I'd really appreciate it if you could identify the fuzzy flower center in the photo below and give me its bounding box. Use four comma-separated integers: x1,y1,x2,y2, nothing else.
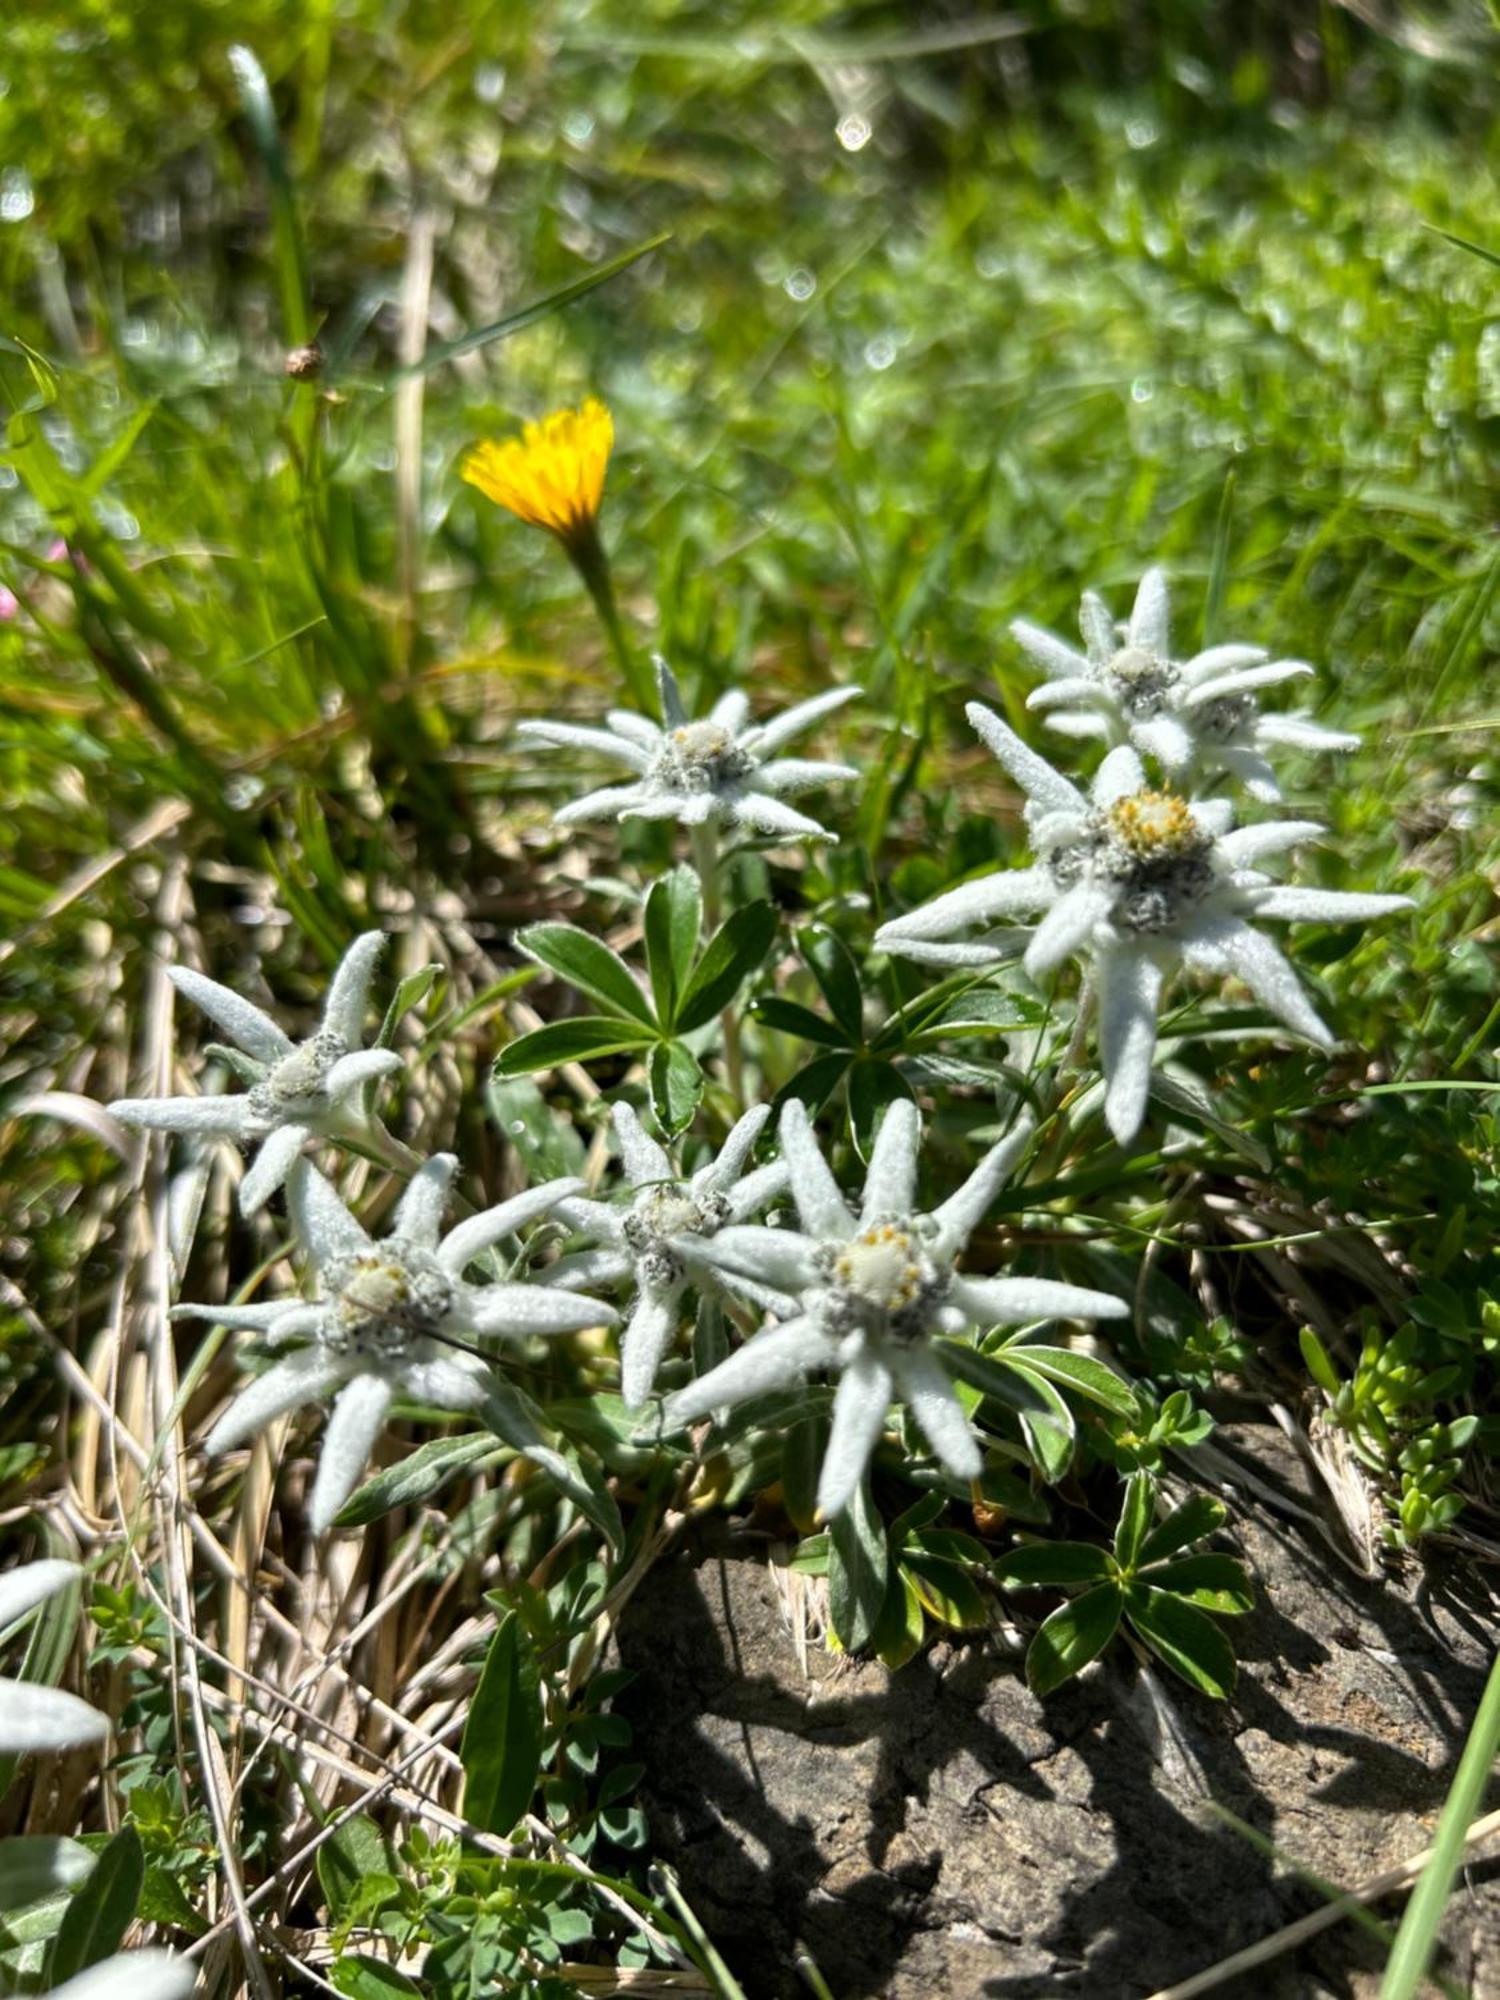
1106,790,1203,858
323,1244,454,1359
247,1028,347,1130
1105,645,1179,718
821,1222,947,1345
622,1183,730,1286
1047,789,1217,936
654,721,756,795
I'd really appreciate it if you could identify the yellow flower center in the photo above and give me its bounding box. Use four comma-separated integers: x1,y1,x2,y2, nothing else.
1107,790,1202,858
670,721,733,765
461,397,613,547
834,1224,923,1312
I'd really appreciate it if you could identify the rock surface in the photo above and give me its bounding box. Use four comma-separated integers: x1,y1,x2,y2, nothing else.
615,1427,1500,1999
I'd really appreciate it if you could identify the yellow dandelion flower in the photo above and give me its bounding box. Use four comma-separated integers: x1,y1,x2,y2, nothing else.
461,397,614,551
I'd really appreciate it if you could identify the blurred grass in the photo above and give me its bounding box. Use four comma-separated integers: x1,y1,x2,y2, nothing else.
2,1,1499,1478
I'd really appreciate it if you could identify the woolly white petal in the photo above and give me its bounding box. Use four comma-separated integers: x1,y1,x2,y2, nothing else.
0,1680,109,1753
553,783,656,825
605,710,664,751
1182,661,1314,708
1216,821,1324,867
1024,879,1115,978
321,932,388,1044
206,1348,354,1454
466,1282,616,1337
1253,714,1361,752
965,703,1085,817
859,1096,920,1224
710,690,751,732
309,1374,394,1532
730,792,833,842
1177,643,1268,689
0,1560,81,1632
545,1247,634,1291
1131,712,1196,772
553,1198,626,1243
724,1159,790,1222
400,1355,490,1408
655,656,689,729
238,1121,312,1218
875,867,1053,946
325,1049,403,1101
665,1316,838,1424
699,1103,773,1193
816,1355,894,1518
393,1153,457,1247
1218,746,1283,800
620,1285,684,1407
893,1348,982,1481
289,1162,371,1266
1213,920,1334,1046
949,1274,1130,1326
1096,946,1165,1145
1090,744,1147,807
686,1223,820,1291
168,965,291,1064
756,758,859,794
1128,567,1171,653
438,1178,587,1273
1026,675,1113,713
1250,887,1413,923
1190,797,1236,838
48,1953,197,2000
613,1102,674,1188
780,1099,854,1239
1079,591,1117,665
930,1121,1033,1263
1011,618,1090,681
107,1095,254,1137
170,1299,308,1332
622,790,715,825
1044,711,1110,739
883,937,1011,968
742,685,860,757
514,720,654,772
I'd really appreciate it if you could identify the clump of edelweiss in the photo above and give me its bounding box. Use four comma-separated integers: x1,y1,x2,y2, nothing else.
661,1098,1126,1518
546,1102,790,1406
876,706,1411,1144
110,932,403,1217
1015,567,1359,799
176,1157,616,1531
515,655,859,842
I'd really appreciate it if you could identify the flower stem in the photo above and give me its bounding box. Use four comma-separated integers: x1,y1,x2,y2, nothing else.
568,522,653,710
690,821,744,1111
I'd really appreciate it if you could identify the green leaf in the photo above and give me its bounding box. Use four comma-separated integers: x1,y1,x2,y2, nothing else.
1141,1554,1253,1616
331,1958,423,2000
675,901,778,1033
648,1039,704,1138
139,1867,204,1934
751,995,850,1047
781,1414,826,1536
518,924,656,1026
0,1839,93,1912
486,1077,586,1181
847,1059,916,1160
827,1479,889,1654
643,867,702,1029
48,1825,143,1985
773,1051,851,1117
1137,1493,1228,1568
1000,1343,1140,1419
376,962,443,1048
1125,1585,1238,1699
1113,1470,1156,1572
317,1816,390,1921
871,1566,926,1670
1026,1584,1124,1696
798,924,865,1043
994,1541,1115,1589
461,1612,545,1836
1298,1326,1342,1398
904,1553,988,1629
334,1432,500,1528
943,1344,1076,1482
494,1016,659,1076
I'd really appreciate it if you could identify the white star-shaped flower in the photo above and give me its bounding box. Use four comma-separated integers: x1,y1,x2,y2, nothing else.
110,931,404,1217
514,656,859,843
176,1157,617,1531
876,705,1412,1144
1015,567,1359,799
0,1560,110,1754
660,1099,1127,1519
546,1102,790,1406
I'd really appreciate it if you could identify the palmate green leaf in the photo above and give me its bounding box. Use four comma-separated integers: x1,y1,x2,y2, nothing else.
317,1815,391,1921
485,1076,587,1181
798,923,864,1043
871,1565,926,1670
941,1342,1076,1482
494,1016,659,1076
1026,1584,1124,1696
649,1038,704,1137
1141,1554,1253,1615
995,1540,1115,1589
333,1432,501,1528
518,923,657,1027
675,901,778,1032
903,1552,988,1629
461,1612,545,1836
848,1058,915,1160
331,1959,423,2000
47,1825,143,1986
827,1478,888,1654
1125,1584,1238,1699
1137,1492,1228,1568
1113,1470,1155,1572
643,866,701,1029
751,994,850,1048
998,1342,1140,1420
774,1050,852,1117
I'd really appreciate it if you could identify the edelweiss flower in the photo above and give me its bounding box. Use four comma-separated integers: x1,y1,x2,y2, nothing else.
110,932,403,1218
0,1560,110,1753
1015,567,1358,799
661,1099,1127,1518
546,1102,790,1406
461,397,613,555
516,656,859,842
177,1158,616,1531
876,706,1411,1143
